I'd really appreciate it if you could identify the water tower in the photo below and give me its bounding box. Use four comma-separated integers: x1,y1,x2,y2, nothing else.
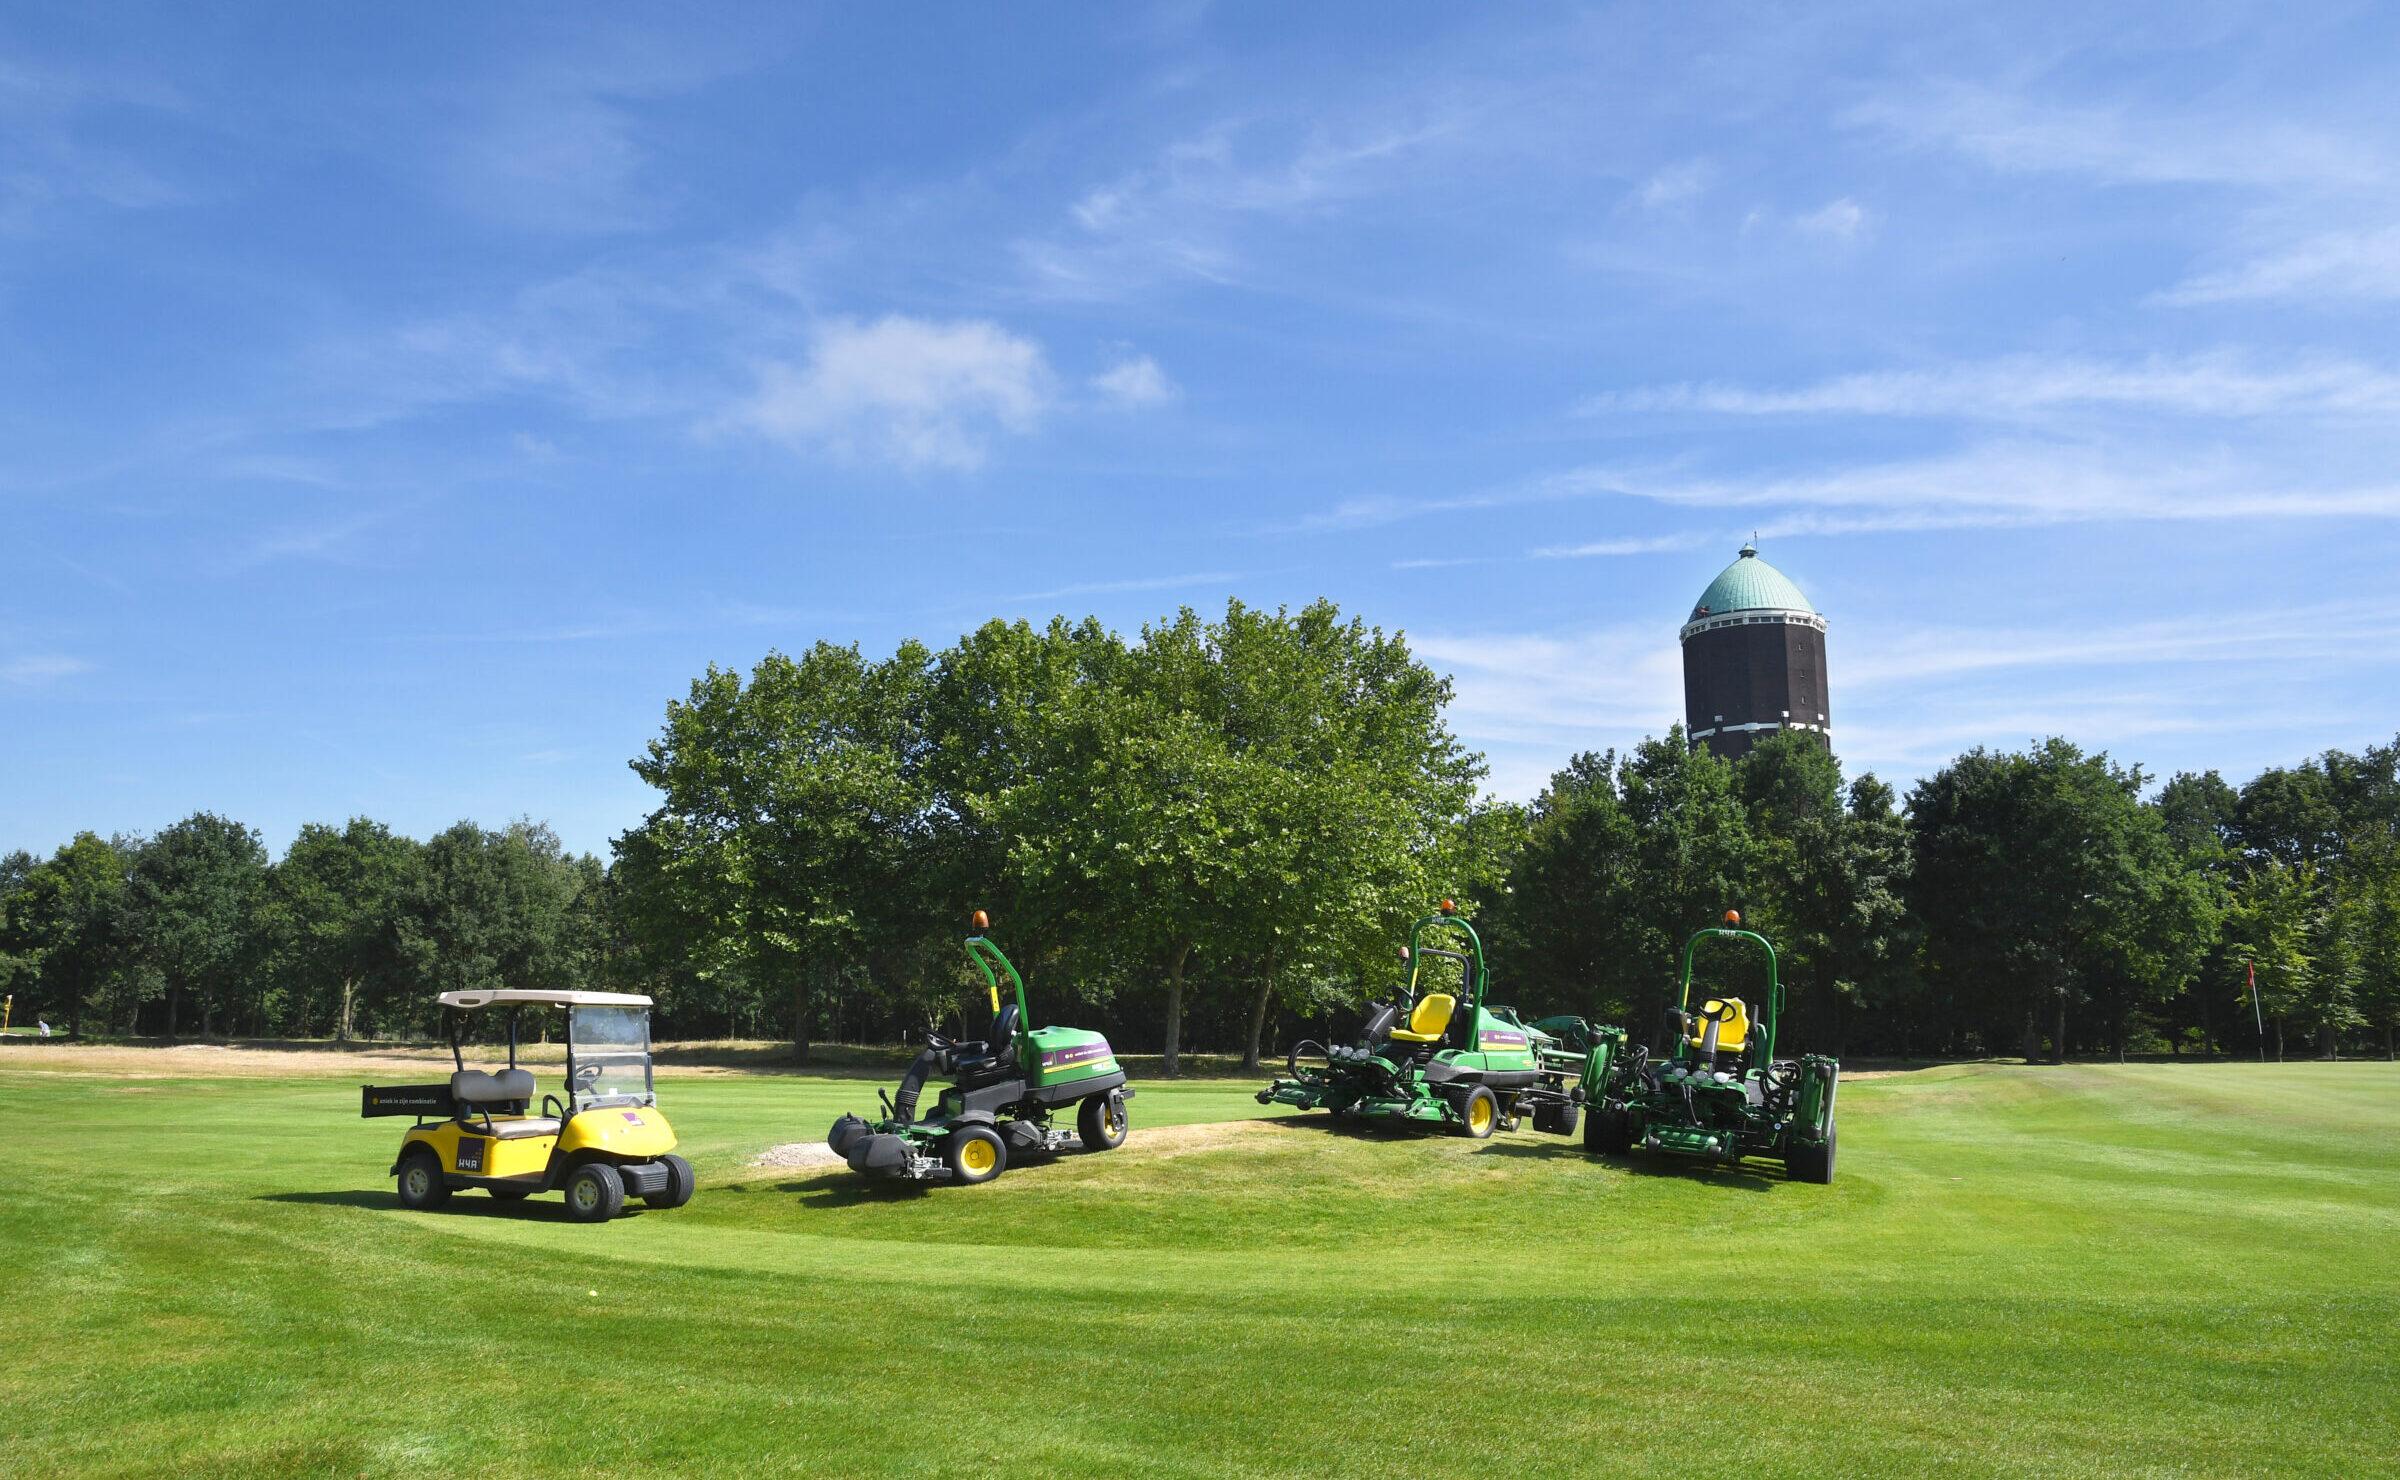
1680,544,1829,760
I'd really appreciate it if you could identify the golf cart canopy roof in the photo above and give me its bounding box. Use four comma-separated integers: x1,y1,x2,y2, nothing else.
435,990,655,1010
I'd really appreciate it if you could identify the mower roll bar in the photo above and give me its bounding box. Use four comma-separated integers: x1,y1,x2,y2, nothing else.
965,935,1034,1062
1403,911,1487,1019
1677,926,1781,1065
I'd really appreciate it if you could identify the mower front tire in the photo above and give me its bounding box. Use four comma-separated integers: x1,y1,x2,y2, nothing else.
646,1154,697,1209
1458,1086,1498,1139
1077,1092,1129,1152
396,1149,450,1211
946,1126,1007,1185
565,1162,626,1222
1785,1123,1837,1184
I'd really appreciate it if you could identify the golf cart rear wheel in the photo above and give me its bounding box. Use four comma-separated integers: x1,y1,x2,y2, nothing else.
1077,1092,1128,1152
946,1126,1007,1185
565,1162,626,1222
645,1153,696,1209
1458,1086,1498,1139
396,1149,450,1211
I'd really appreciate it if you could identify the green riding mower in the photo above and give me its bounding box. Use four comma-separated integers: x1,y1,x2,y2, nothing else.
827,915,1132,1185
1582,912,1840,1181
1257,903,1618,1138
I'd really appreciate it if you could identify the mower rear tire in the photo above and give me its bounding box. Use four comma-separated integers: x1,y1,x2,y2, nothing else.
1458,1086,1498,1139
646,1153,696,1208
564,1162,626,1222
1786,1123,1837,1184
946,1125,1007,1185
1077,1092,1128,1152
1552,1100,1580,1137
396,1149,450,1211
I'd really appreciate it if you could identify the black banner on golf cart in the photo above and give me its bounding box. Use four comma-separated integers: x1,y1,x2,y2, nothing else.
362,1084,457,1118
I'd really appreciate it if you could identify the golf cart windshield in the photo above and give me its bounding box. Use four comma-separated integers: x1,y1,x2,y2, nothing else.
568,1005,653,1108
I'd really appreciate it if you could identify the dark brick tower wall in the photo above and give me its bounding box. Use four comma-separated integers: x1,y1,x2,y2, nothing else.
1682,616,1830,760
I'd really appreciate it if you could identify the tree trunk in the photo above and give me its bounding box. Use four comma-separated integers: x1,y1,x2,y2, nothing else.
2053,995,2067,1065
792,974,814,1065
1241,944,1278,1074
2021,1008,2041,1065
2318,1019,2337,1061
2273,1016,2284,1063
2386,1023,2394,1061
166,984,179,1041
338,978,357,1043
1163,939,1192,1078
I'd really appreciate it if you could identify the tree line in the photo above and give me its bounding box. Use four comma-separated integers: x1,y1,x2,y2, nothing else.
4,599,2396,1064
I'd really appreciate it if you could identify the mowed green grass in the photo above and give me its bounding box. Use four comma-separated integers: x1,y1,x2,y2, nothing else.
0,1062,2394,1479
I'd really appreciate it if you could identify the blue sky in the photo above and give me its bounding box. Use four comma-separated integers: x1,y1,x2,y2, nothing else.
5,2,2398,857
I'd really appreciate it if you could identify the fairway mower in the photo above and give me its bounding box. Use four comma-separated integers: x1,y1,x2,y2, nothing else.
826,915,1131,1185
1258,903,1621,1138
1582,913,1840,1181
360,990,694,1222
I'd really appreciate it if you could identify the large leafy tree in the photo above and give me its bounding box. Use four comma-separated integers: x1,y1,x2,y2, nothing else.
628,640,941,1061
123,813,271,1038
1,834,131,1038
1909,739,2206,1062
272,819,420,1040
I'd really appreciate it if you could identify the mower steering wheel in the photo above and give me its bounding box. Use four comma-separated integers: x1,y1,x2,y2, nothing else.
1698,1000,1737,1023
926,1031,953,1050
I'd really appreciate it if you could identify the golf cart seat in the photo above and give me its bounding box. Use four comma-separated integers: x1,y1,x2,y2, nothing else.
1387,993,1456,1044
449,1068,559,1136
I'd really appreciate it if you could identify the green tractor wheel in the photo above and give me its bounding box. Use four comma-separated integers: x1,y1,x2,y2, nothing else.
1458,1086,1498,1139
1077,1092,1129,1151
946,1126,1007,1185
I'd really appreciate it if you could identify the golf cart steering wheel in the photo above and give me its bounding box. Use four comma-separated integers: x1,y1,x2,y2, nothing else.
572,1062,601,1087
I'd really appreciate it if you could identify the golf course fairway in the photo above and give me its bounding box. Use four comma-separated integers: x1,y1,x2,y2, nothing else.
0,1057,2392,1478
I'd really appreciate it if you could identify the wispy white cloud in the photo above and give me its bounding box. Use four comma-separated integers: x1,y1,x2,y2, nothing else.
1532,533,1707,559
2154,224,2400,305
1540,437,2400,537
1091,351,1175,406
1581,352,2400,422
1636,160,1711,210
1005,570,1243,604
736,315,1053,471
1795,196,1866,239
2,654,88,685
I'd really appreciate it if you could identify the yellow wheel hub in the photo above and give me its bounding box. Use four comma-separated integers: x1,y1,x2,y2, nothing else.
1470,1100,1493,1132
960,1138,996,1174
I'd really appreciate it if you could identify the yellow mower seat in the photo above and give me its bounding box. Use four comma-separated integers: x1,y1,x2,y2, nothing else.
1688,998,1750,1053
1388,993,1456,1043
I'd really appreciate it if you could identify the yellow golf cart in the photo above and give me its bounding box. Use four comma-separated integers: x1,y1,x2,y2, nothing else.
361,989,693,1223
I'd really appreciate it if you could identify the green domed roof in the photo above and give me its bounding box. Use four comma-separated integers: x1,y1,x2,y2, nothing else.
1690,545,1814,619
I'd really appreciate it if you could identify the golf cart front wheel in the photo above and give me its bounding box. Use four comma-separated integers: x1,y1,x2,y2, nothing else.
396,1149,450,1211
1077,1092,1129,1152
645,1154,696,1209
1458,1086,1498,1139
946,1126,1007,1185
565,1162,626,1222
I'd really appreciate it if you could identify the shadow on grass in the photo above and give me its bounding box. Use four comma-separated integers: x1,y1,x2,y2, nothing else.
1602,1152,1784,1192
257,1189,653,1222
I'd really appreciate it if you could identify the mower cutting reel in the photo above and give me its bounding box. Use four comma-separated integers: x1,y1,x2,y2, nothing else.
1256,904,1620,1138
826,915,1131,1185
1583,914,1839,1181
